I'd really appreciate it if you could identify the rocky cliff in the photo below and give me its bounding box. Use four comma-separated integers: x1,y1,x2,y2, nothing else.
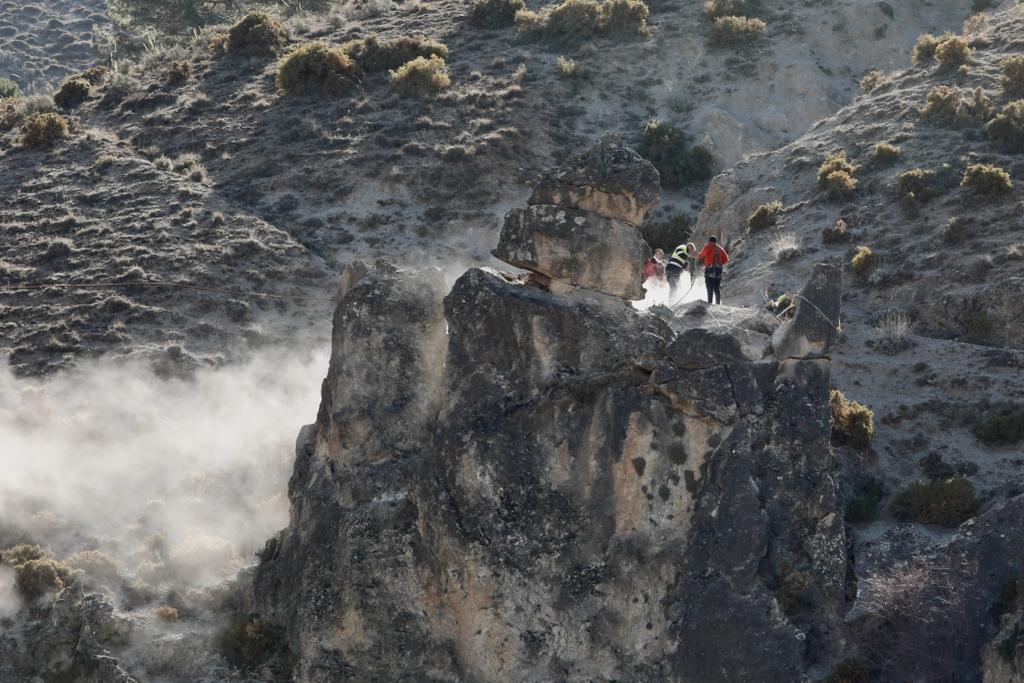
249,141,853,681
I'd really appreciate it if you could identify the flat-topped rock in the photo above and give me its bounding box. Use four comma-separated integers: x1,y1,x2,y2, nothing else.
772,262,842,359
528,135,661,226
492,204,649,300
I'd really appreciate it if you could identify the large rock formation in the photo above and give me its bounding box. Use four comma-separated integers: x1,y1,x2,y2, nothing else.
251,255,849,681
492,137,657,300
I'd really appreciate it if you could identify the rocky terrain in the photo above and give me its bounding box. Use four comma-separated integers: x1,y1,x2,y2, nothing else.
3,0,1024,682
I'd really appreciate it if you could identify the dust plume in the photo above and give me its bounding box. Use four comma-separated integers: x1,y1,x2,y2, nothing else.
0,348,327,592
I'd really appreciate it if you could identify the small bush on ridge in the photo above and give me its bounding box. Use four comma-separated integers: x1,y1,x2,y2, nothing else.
899,168,941,202
935,36,971,69
1001,55,1024,97
227,12,288,57
704,0,746,19
469,0,525,27
391,55,451,96
342,34,448,73
873,142,901,165
0,77,20,99
637,119,714,189
54,78,90,109
962,163,1012,195
830,389,875,450
710,15,766,47
817,151,860,199
986,100,1024,153
921,85,991,127
891,477,978,527
516,0,649,44
556,56,588,79
822,218,849,244
851,246,881,278
278,42,359,96
748,200,782,231
860,70,886,94
19,112,69,147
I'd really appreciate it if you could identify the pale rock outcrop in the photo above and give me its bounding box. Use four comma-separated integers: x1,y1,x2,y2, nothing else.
493,137,658,300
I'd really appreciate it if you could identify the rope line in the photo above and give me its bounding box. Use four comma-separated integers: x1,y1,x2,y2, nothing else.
0,280,338,303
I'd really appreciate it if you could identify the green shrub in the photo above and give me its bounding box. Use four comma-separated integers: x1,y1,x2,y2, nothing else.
227,12,288,57
1001,55,1024,97
817,151,860,193
851,246,881,278
898,168,941,202
53,78,90,109
637,119,714,189
516,0,649,43
986,100,1024,153
710,15,766,47
747,200,782,231
277,42,360,96
469,0,525,27
962,163,1012,195
0,77,20,100
390,55,451,96
15,558,77,599
822,218,849,244
873,142,901,165
891,477,978,527
935,36,971,70
830,389,875,450
342,34,449,73
921,85,991,127
846,481,884,524
19,112,69,147
703,0,746,19
556,56,588,79
974,406,1024,446
860,70,886,94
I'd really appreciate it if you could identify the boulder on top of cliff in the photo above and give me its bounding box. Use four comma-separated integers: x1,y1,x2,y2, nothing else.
528,135,661,226
772,262,842,359
492,204,649,299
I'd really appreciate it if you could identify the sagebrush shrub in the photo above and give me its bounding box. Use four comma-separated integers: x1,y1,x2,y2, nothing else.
860,70,886,94
935,36,971,70
19,112,69,147
556,56,588,79
637,119,714,189
962,163,1012,194
227,12,288,57
343,35,448,72
703,0,745,19
974,406,1024,446
54,78,90,109
873,142,901,165
912,33,944,65
391,55,451,96
154,605,179,622
822,218,849,244
985,100,1024,153
469,0,525,27
921,85,991,127
0,77,20,99
851,246,881,278
1,544,48,566
830,389,874,450
823,170,857,199
899,168,941,202
516,0,649,43
167,60,192,85
817,151,859,192
15,558,77,599
600,0,650,36
1001,55,1024,97
277,42,360,96
892,477,977,527
710,15,766,47
747,200,782,231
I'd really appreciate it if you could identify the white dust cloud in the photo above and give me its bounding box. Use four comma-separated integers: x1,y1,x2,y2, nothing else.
0,348,327,591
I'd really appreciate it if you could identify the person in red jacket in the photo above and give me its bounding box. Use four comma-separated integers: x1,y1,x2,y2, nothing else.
697,236,729,304
643,249,666,285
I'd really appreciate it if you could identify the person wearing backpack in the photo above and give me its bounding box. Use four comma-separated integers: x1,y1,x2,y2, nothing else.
697,235,729,305
665,242,697,297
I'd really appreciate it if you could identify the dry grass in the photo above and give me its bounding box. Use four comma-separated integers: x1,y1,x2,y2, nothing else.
19,113,70,148
872,312,913,353
851,245,881,278
767,231,801,262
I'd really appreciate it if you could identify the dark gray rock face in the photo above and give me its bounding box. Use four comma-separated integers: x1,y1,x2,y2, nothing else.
772,262,843,359
528,135,661,227
253,262,849,682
